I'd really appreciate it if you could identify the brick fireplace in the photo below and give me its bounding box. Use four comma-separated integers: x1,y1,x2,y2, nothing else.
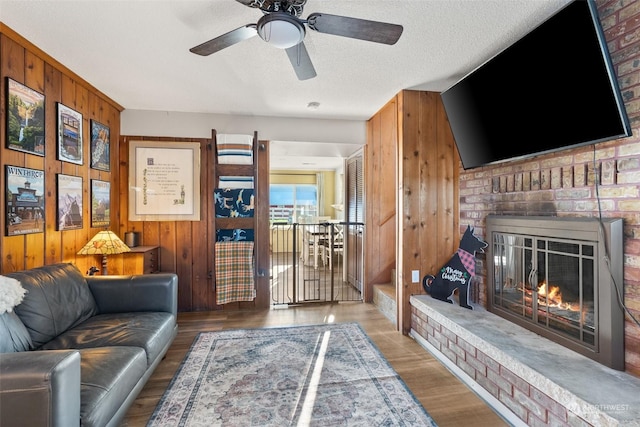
409,296,640,426
408,142,640,424
409,215,637,424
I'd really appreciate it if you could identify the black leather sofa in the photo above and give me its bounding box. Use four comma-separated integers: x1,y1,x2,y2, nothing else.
0,263,178,427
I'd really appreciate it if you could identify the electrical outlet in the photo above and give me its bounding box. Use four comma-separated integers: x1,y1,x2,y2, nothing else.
411,270,420,283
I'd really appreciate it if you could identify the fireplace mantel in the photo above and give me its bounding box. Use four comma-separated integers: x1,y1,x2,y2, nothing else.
410,295,640,426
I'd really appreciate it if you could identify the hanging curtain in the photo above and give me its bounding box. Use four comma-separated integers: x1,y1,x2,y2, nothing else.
316,172,324,216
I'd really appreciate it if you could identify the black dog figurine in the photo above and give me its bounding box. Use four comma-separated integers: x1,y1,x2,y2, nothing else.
422,225,487,309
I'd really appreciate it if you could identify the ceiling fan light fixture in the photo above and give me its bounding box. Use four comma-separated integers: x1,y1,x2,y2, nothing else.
257,13,305,49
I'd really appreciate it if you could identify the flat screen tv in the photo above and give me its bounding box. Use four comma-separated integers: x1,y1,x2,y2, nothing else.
441,0,631,170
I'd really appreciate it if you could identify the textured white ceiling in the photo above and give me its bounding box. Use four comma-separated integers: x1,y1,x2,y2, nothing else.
0,0,571,169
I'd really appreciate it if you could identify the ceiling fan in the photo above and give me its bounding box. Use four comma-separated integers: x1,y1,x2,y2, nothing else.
189,0,403,80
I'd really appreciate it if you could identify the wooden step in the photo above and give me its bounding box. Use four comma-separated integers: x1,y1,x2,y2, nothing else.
373,283,396,326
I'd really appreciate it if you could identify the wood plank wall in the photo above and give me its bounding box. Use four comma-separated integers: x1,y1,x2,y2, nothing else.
365,98,398,297
0,25,122,275
366,90,459,333
398,90,460,334
118,135,214,312
119,134,270,312
0,25,269,313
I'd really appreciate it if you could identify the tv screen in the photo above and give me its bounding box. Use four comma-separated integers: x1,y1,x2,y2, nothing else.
441,0,631,170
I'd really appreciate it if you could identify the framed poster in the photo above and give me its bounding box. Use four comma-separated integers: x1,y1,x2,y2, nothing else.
57,174,83,230
90,120,110,171
6,78,45,156
57,103,83,165
128,140,200,221
91,179,110,228
5,165,45,236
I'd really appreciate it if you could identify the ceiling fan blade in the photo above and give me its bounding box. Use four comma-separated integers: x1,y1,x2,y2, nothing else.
190,25,257,56
285,42,317,80
307,13,403,45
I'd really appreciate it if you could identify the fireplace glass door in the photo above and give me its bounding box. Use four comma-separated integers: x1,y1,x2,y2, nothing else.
492,233,596,348
486,215,624,370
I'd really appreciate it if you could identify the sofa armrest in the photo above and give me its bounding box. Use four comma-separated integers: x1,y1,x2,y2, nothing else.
86,273,178,316
0,350,81,427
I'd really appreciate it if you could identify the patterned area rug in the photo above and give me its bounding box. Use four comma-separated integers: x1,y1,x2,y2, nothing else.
148,322,437,426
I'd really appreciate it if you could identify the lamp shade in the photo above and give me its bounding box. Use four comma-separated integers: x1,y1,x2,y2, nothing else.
77,231,131,255
257,13,305,49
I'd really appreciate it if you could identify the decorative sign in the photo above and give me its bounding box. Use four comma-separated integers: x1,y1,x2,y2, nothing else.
6,78,45,156
128,140,200,221
5,165,45,236
422,225,487,309
57,174,83,230
57,103,83,165
90,120,110,171
91,179,110,228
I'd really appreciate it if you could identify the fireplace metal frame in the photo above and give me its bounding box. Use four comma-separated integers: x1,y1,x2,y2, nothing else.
486,215,624,370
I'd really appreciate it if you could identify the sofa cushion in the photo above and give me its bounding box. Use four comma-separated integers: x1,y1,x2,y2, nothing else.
77,346,147,427
42,312,176,367
9,263,98,348
0,312,32,352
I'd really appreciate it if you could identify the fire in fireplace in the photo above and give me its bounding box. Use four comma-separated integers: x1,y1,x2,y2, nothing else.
486,215,624,370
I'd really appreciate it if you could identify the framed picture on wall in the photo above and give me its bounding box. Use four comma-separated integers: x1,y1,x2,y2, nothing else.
90,120,110,171
57,174,83,231
6,78,45,156
91,179,110,228
128,140,201,221
5,165,45,236
57,103,83,165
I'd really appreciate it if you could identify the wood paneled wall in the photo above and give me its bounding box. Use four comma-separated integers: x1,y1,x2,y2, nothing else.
0,24,122,274
119,134,270,312
365,98,398,297
397,90,459,334
0,26,270,313
0,24,269,312
366,90,459,333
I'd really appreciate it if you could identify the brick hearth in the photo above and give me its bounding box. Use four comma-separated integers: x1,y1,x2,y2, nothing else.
410,295,640,426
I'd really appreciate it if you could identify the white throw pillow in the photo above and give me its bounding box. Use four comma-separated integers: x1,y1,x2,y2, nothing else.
0,275,26,314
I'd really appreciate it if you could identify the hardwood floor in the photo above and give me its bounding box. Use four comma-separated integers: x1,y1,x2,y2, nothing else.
121,302,508,426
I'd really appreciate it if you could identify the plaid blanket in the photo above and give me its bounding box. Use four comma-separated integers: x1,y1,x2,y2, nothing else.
215,241,255,304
